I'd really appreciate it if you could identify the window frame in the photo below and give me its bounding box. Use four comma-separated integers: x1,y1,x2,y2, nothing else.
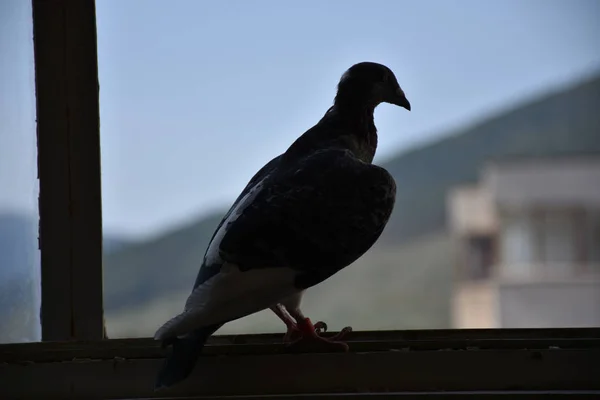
2,329,599,398
33,0,104,342
0,0,598,398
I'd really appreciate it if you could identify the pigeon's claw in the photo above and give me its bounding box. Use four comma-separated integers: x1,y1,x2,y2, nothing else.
327,325,353,341
304,320,353,340
286,318,351,352
313,321,328,334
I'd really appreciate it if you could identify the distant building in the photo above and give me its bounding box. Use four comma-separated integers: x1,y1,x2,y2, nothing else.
447,155,600,328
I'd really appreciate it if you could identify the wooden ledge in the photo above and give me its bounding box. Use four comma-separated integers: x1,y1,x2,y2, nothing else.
1,327,600,364
1,329,599,399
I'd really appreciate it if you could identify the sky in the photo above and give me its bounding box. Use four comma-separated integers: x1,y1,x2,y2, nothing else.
1,0,599,238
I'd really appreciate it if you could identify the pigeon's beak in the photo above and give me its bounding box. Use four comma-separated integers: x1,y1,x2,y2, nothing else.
390,88,411,111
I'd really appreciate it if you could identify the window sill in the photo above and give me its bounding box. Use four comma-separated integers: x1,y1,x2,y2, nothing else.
1,328,599,399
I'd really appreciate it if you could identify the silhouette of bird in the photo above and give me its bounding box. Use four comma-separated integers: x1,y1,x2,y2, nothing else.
154,61,411,390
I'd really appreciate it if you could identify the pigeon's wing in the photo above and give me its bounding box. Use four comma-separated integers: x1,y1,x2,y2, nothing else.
191,154,282,289
154,148,395,340
218,147,397,288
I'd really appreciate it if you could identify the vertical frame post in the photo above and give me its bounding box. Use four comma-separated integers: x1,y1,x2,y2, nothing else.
32,0,104,341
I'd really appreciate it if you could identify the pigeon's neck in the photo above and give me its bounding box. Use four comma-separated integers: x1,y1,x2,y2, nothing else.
282,100,378,164
330,100,378,163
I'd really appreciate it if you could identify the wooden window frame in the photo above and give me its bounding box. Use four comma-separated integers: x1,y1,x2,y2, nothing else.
0,0,598,398
1,329,599,398
33,0,104,343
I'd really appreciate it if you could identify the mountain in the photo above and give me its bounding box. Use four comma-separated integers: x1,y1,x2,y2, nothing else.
0,212,132,342
0,213,41,342
0,212,131,280
103,235,132,254
0,213,39,283
380,73,600,243
105,231,455,337
102,212,224,312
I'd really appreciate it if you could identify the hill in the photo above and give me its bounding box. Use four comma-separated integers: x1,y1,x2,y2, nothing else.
103,212,224,312
106,232,455,337
380,73,600,243
0,212,131,342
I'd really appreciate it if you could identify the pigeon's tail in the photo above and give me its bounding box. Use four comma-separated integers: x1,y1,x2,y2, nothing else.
155,324,221,391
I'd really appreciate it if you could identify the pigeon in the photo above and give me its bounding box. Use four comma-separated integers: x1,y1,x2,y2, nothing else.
154,61,411,390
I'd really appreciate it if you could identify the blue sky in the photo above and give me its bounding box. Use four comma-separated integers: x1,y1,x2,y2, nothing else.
1,0,599,238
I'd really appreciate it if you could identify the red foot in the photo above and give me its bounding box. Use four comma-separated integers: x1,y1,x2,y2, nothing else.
282,320,330,343
286,318,352,352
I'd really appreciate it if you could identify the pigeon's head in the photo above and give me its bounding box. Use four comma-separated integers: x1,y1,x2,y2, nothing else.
335,62,410,111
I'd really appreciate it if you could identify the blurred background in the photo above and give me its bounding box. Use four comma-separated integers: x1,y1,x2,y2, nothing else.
1,0,599,343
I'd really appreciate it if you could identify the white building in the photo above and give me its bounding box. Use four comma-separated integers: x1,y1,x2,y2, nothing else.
448,155,600,328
